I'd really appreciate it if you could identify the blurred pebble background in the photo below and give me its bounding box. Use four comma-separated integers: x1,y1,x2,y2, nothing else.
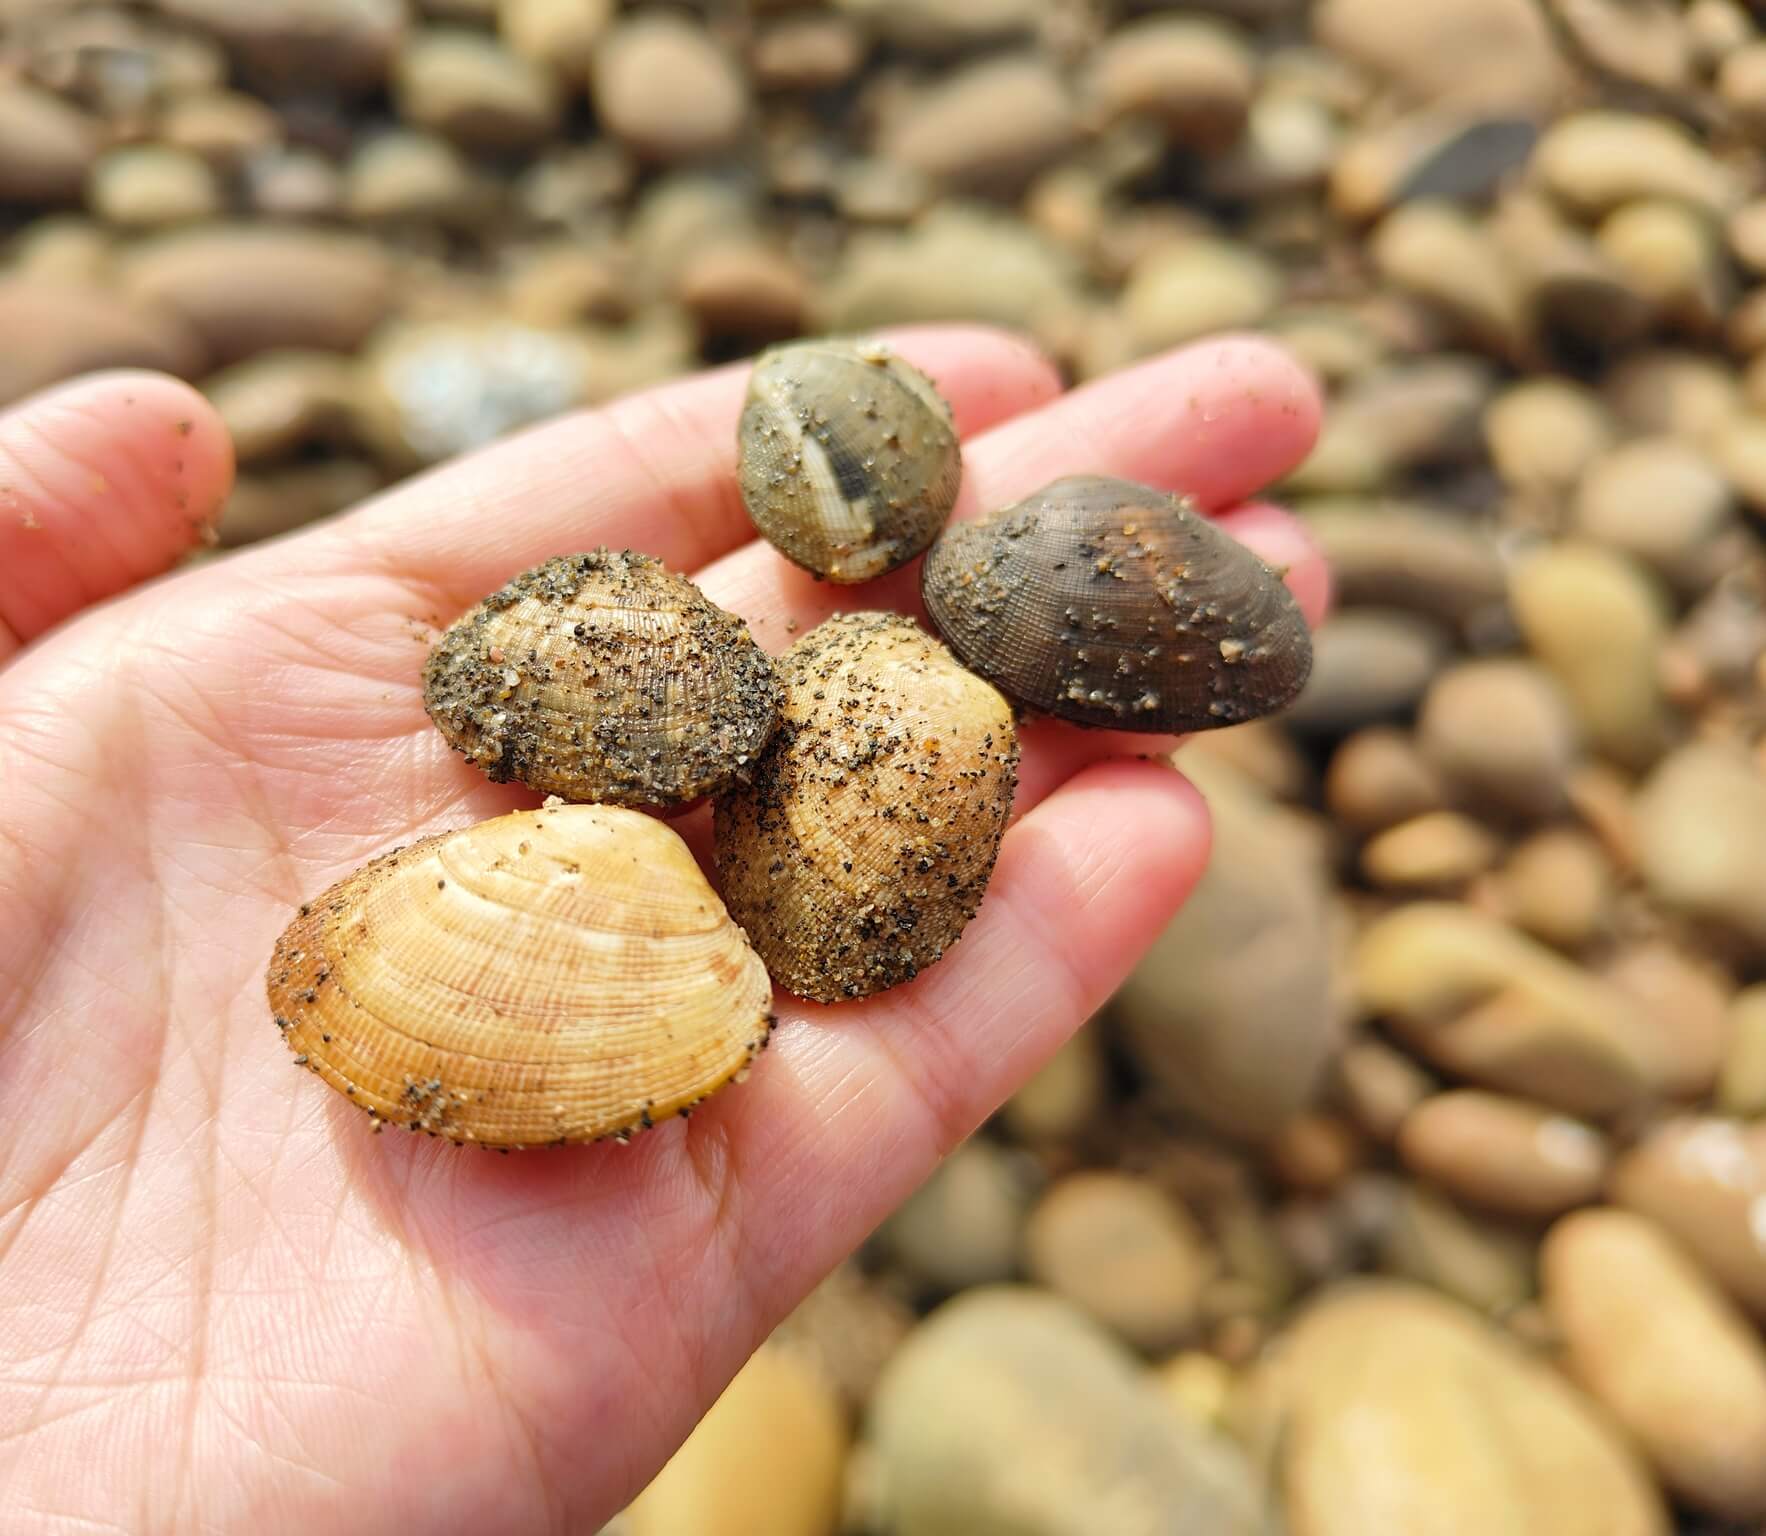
7,0,1766,1531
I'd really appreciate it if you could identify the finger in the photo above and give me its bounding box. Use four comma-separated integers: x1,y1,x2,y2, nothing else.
306,325,1062,608
691,336,1327,654
0,371,233,663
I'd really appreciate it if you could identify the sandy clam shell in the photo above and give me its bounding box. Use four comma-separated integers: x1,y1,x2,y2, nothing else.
737,338,962,583
714,612,1018,1002
266,803,774,1148
921,474,1313,732
423,550,780,808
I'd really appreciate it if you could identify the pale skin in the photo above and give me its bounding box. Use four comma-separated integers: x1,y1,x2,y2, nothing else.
0,329,1325,1533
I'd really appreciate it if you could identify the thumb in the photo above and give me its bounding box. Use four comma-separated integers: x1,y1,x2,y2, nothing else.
0,370,233,663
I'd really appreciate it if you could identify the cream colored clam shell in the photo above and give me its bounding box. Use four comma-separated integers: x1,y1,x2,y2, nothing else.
714,612,1018,1002
267,803,773,1147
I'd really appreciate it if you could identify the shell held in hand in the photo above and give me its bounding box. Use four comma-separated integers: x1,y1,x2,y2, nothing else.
737,338,962,583
423,550,780,808
714,612,1018,1003
266,804,774,1148
921,475,1313,732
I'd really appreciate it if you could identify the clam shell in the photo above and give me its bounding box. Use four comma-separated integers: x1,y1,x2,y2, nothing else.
714,612,1018,1002
266,804,774,1147
423,550,780,807
737,338,962,583
921,474,1313,732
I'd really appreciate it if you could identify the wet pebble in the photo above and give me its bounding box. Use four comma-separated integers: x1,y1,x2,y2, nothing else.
1397,1090,1609,1219
592,15,750,163
868,1288,1270,1536
1286,610,1451,735
1636,742,1766,953
1025,1173,1217,1354
1417,660,1577,820
881,56,1078,193
395,28,564,151
1543,1208,1766,1522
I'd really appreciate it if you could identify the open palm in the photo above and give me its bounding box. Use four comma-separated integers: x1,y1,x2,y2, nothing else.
0,328,1324,1533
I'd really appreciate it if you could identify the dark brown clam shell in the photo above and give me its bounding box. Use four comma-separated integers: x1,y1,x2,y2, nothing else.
920,475,1312,732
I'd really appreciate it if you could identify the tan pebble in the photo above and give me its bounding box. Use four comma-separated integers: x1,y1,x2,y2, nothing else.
881,56,1077,193
1484,376,1616,498
1378,1183,1537,1314
1371,201,1524,356
153,0,403,92
503,244,629,328
1546,0,1692,92
1509,542,1672,771
87,146,219,228
1543,1208,1766,1521
217,458,381,547
345,131,484,226
120,225,392,365
870,1288,1270,1536
499,0,612,75
1265,304,1391,385
1636,742,1766,953
1156,1352,1237,1431
1240,1282,1668,1536
1566,760,1639,870
626,1347,845,1536
1334,1038,1436,1143
1596,199,1731,335
1355,902,1650,1118
243,147,343,221
592,15,749,163
749,14,865,93
1025,1173,1217,1354
1314,0,1567,112
8,218,111,285
1001,1028,1106,1144
834,0,1047,54
880,1139,1027,1293
1603,941,1734,1100
1687,0,1754,68
1572,436,1735,592
1713,412,1766,519
1286,610,1450,735
0,278,205,407
1116,759,1339,1141
203,351,361,466
1121,238,1281,355
1720,40,1766,135
1730,199,1766,276
675,241,805,342
1325,727,1447,834
1266,1113,1363,1195
0,83,98,204
1499,827,1613,951
1361,812,1499,891
1317,358,1496,476
516,142,633,229
1604,347,1743,444
1084,18,1255,151
1492,188,1656,349
1179,720,1311,803
394,27,562,149
1719,985,1766,1118
816,205,1082,349
1398,1090,1608,1218
157,91,283,167
1534,111,1739,218
1417,659,1577,819
1611,1116,1766,1319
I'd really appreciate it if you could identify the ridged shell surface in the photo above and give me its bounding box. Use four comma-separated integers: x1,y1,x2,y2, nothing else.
714,612,1018,1002
423,550,780,807
266,804,774,1147
921,475,1313,732
737,338,962,583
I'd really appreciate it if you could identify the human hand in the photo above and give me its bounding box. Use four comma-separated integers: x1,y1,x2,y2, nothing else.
0,329,1324,1533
